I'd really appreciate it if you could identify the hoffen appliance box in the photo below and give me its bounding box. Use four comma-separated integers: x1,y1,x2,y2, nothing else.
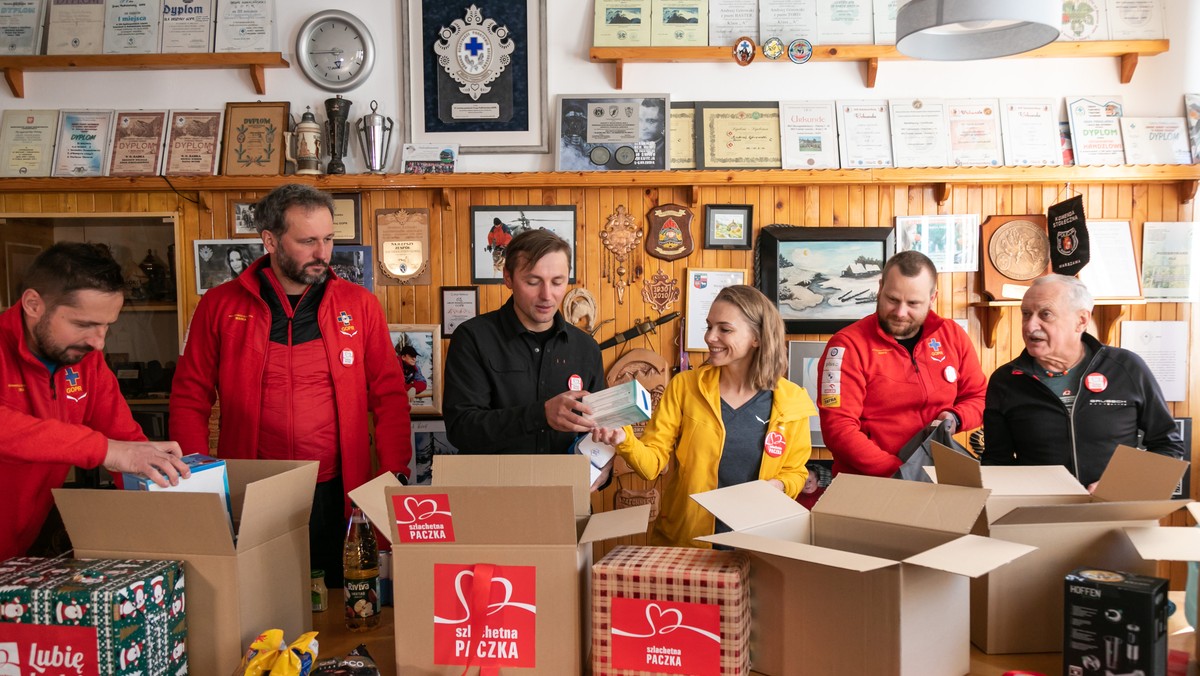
0,556,186,675
1063,567,1169,676
54,458,318,676
693,476,1036,676
350,455,650,675
930,442,1194,654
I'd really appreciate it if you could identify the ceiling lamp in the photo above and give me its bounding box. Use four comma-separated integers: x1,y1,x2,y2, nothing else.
896,0,1060,61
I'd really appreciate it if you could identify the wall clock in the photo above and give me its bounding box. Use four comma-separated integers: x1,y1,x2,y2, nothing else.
295,10,376,92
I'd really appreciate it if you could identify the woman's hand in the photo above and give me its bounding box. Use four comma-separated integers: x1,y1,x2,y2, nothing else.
767,478,784,491
591,427,626,447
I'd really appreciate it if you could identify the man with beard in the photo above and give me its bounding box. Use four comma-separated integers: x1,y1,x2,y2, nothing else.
171,184,411,587
981,274,1182,488
816,250,986,477
0,242,190,559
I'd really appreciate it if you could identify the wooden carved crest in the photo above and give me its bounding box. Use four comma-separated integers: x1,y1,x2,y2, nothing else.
645,203,694,261
641,268,679,314
599,205,643,304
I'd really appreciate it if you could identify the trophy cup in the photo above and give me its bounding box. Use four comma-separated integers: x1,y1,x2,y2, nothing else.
324,95,352,175
356,100,394,174
285,107,323,175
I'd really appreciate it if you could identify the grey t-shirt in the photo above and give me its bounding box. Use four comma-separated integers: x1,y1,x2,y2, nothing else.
714,389,773,534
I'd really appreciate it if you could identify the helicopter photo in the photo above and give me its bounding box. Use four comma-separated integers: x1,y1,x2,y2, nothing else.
469,205,578,284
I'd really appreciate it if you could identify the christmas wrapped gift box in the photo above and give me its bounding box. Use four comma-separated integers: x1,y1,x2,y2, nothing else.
592,546,750,676
0,556,187,675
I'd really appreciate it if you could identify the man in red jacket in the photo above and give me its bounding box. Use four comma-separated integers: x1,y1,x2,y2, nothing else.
817,250,985,477
170,184,412,587
0,242,190,560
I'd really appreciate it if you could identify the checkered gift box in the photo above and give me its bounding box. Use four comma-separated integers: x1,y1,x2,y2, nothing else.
592,546,750,676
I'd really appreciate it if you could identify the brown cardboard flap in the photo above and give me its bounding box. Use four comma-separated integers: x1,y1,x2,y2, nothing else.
433,454,590,517
699,531,898,572
993,499,1185,526
979,465,1089,496
385,484,578,545
690,480,809,531
1124,526,1200,562
54,488,235,555
930,441,983,488
580,504,650,544
348,471,403,545
233,460,319,552
902,534,1036,578
816,473,989,535
1092,445,1189,503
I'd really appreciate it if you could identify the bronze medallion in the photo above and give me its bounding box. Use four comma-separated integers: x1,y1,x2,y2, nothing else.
980,214,1050,300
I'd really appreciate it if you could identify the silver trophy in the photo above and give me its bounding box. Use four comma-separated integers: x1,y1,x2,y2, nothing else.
356,100,394,174
324,95,352,175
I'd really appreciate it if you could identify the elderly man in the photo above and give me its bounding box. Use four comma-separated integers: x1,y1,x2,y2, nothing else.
817,250,987,477
982,274,1183,486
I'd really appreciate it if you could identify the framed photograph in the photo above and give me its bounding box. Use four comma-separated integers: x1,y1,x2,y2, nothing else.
221,101,288,176
695,101,782,170
787,340,828,448
441,286,479,338
469,206,576,284
332,193,362,244
403,0,548,153
194,239,266,294
5,242,42,306
684,268,747,352
389,324,443,416
555,93,669,171
229,200,258,236
704,204,753,250
894,214,980,274
758,226,895,334
331,245,373,291
410,418,460,485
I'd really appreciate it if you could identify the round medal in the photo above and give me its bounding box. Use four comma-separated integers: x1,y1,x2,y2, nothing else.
787,38,813,64
762,37,785,60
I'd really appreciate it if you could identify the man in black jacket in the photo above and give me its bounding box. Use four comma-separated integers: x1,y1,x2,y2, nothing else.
981,274,1183,487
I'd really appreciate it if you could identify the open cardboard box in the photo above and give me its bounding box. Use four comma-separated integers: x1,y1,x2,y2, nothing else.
692,475,1036,676
930,442,1196,654
350,455,649,675
54,458,318,676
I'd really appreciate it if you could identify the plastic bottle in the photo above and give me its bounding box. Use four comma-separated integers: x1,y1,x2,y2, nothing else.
311,569,328,612
343,506,381,631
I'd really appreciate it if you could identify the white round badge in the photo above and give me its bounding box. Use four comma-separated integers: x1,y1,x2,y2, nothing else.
944,365,958,383
1085,373,1108,392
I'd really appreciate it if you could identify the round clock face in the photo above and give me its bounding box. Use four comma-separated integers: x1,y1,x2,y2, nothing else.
296,10,375,92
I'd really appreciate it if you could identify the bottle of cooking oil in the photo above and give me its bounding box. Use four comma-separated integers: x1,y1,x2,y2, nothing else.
343,506,380,631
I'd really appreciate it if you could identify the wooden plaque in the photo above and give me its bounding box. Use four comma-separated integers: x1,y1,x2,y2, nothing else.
981,214,1051,301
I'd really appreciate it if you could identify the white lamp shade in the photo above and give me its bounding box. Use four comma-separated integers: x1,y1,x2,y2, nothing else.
896,0,1061,61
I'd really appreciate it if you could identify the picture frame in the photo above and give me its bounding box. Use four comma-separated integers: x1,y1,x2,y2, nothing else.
331,245,373,291
220,101,288,176
108,110,168,178
403,0,548,153
229,200,258,236
787,340,828,447
555,93,669,171
894,214,980,274
5,242,42,306
162,109,223,176
758,226,895,335
53,109,114,177
694,101,782,170
389,324,443,416
194,239,266,294
469,205,576,284
704,204,753,250
410,418,460,486
440,285,479,338
684,267,747,352
331,193,362,244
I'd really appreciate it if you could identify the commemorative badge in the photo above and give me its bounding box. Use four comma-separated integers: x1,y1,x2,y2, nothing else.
927,337,946,362
376,208,430,286
787,38,813,64
431,5,515,102
645,203,695,261
641,268,681,314
733,36,756,66
63,367,86,403
762,37,785,60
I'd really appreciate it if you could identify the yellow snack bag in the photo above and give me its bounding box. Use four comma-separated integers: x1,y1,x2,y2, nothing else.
271,631,320,676
232,628,286,676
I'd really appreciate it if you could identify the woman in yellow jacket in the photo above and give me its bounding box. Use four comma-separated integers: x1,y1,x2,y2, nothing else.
592,285,816,548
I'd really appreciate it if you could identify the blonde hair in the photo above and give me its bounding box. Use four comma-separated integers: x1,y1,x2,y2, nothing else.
713,285,788,391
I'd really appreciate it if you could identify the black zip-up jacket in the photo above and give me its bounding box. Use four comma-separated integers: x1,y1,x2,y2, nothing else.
981,333,1183,485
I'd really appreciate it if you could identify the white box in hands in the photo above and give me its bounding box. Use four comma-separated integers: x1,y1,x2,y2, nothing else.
584,379,652,430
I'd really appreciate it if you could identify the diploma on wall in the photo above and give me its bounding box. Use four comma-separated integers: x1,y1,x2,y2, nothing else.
1076,220,1142,300
103,0,159,54
999,98,1061,166
779,100,839,169
1066,95,1125,166
669,102,695,170
593,0,650,47
1140,221,1199,302
1105,0,1164,40
160,0,213,52
1059,0,1109,40
108,110,167,177
1119,321,1188,402
52,109,114,178
650,0,707,46
695,102,781,170
759,0,816,42
947,99,1003,167
837,100,892,167
0,109,58,177
817,0,873,44
889,98,950,168
45,0,104,54
161,109,222,176
0,0,47,55
213,0,273,52
872,0,898,44
709,0,757,45
1119,117,1191,165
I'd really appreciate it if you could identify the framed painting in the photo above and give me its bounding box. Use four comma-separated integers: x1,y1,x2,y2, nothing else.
468,205,576,284
403,0,548,153
758,226,895,334
389,323,443,415
194,239,266,294
704,204,753,250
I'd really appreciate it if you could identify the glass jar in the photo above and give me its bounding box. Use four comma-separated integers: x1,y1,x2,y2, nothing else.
311,569,329,612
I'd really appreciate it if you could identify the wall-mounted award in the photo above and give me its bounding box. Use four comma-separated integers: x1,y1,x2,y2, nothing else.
375,208,430,286
981,214,1051,301
645,203,694,261
0,109,58,177
0,0,47,55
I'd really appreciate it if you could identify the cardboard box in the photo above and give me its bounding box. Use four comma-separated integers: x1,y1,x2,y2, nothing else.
1064,567,1168,675
692,476,1035,676
592,545,751,676
930,442,1194,654
0,556,186,675
54,458,318,676
350,455,650,675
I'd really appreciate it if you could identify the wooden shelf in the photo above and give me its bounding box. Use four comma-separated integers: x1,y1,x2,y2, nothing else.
121,302,177,313
0,52,289,98
590,40,1169,89
971,298,1145,349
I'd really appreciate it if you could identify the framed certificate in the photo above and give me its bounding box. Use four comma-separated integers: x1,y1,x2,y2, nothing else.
684,267,746,351
999,99,1061,167
1076,221,1143,300
1120,117,1191,165
221,101,288,176
695,101,781,170
53,109,114,178
108,110,168,177
332,193,362,244
836,100,893,168
669,101,696,170
779,100,839,169
162,109,222,176
1066,95,1124,166
440,286,478,338
650,0,708,46
889,98,949,168
0,0,46,55
594,0,650,46
0,109,59,177
556,94,669,172
947,99,1003,167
